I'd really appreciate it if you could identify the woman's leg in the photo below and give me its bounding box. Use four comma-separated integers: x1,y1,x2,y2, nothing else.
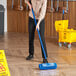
29,17,36,56
39,19,48,59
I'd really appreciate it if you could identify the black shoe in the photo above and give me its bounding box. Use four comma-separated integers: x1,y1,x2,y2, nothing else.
26,54,34,60
43,58,48,63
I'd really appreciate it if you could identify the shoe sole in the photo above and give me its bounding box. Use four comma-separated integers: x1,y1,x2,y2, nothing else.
26,57,34,60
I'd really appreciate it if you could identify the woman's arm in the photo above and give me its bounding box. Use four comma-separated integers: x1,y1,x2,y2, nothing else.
36,0,47,30
25,0,32,10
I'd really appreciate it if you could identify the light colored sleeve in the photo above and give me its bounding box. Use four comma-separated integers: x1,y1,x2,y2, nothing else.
25,0,29,3
37,0,47,26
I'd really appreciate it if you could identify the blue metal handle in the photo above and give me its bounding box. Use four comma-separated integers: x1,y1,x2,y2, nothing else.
32,8,47,59
62,9,65,20
63,9,65,15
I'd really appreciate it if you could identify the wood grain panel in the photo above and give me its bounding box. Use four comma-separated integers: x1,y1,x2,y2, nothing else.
50,13,53,37
25,11,29,33
7,10,18,32
17,11,26,33
46,13,51,36
7,0,76,38
68,2,76,29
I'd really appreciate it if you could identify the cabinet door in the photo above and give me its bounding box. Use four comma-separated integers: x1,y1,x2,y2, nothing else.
17,11,26,33
7,10,18,32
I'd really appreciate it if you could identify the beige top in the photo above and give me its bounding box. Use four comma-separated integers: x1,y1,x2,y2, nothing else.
25,0,47,25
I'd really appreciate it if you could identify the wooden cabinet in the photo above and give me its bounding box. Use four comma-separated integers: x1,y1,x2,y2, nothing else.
7,0,76,38
7,10,18,32
7,0,28,33
7,10,29,33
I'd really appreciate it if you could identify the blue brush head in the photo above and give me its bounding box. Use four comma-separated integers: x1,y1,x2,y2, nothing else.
39,63,57,70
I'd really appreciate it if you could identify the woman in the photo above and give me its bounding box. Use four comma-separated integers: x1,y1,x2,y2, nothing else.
25,0,48,63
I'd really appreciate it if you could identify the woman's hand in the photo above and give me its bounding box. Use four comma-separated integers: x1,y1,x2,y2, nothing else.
36,24,40,30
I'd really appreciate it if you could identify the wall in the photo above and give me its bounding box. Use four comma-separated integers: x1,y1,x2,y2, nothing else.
0,0,7,32
7,0,76,38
